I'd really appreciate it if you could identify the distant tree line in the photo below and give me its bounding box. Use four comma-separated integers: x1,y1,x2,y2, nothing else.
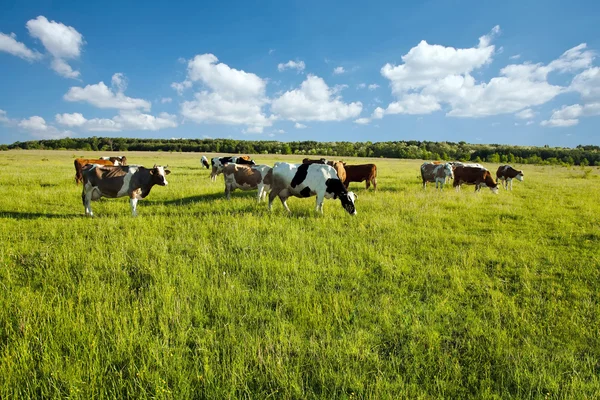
3,137,600,166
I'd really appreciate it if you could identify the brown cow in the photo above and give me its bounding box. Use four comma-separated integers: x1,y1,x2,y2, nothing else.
100,156,128,165
343,164,377,190
223,164,273,201
496,165,524,190
453,165,498,193
210,155,256,181
301,158,346,182
74,158,117,184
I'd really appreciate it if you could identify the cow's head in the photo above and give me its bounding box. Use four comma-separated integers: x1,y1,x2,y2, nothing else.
151,165,170,186
443,163,454,179
516,171,524,181
326,178,357,215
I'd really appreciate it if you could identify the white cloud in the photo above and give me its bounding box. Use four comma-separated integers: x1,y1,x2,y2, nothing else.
357,83,367,89
332,84,348,94
368,84,380,90
111,72,128,92
0,109,8,123
354,117,370,125
161,97,173,103
333,66,345,75
271,75,362,121
509,54,521,60
55,111,177,131
515,108,535,120
570,67,600,100
526,120,534,126
55,112,86,127
18,115,71,138
372,107,385,119
294,122,307,129
0,32,42,61
171,80,192,95
64,78,151,111
50,58,79,79
378,26,595,120
26,16,84,79
277,60,305,72
541,102,600,127
268,49,275,55
179,54,272,133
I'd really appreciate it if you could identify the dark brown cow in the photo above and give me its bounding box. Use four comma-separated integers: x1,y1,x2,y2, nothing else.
343,164,377,190
301,158,346,182
453,165,498,194
302,158,328,164
496,165,524,190
81,164,170,216
74,158,117,184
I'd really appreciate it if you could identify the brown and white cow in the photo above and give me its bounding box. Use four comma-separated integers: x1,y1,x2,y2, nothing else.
343,164,377,190
453,165,499,194
421,162,454,189
223,164,273,202
100,156,128,166
210,155,256,181
496,165,524,190
81,164,170,217
74,158,118,184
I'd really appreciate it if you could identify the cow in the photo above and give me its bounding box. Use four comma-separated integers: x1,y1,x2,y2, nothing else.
210,155,256,181
268,162,357,215
100,156,128,166
223,164,273,202
453,165,499,194
342,164,377,190
74,158,118,184
496,165,524,190
421,162,454,189
81,164,170,217
200,155,210,169
301,158,346,182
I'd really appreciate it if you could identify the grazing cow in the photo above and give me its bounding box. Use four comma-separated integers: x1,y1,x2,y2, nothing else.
223,164,273,202
343,164,377,190
210,155,256,181
100,156,128,166
268,162,357,215
496,165,524,190
453,165,499,194
81,164,170,217
421,162,454,189
74,158,117,184
200,155,210,169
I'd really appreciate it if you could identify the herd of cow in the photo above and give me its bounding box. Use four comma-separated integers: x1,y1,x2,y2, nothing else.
72,154,523,217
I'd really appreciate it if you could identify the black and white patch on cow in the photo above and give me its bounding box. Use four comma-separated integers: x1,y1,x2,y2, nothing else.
421,162,454,189
201,155,210,169
268,162,357,215
223,164,273,202
496,165,524,190
210,156,256,181
81,164,170,217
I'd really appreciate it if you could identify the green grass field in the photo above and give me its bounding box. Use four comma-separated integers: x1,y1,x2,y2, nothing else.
1,150,599,399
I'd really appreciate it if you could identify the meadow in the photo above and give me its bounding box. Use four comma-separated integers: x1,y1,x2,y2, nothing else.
0,150,599,399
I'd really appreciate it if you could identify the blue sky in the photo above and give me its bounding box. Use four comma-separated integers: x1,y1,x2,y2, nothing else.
1,0,599,146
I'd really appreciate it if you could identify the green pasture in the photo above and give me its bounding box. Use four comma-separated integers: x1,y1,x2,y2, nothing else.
0,150,599,399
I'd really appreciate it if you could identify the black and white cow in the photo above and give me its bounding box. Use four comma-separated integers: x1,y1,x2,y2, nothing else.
268,162,357,215
81,164,170,217
200,155,210,169
421,162,454,189
210,155,256,181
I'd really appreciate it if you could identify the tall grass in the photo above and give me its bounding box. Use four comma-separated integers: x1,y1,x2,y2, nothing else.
0,150,599,398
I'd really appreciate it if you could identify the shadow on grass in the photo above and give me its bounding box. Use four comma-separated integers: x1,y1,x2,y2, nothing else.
149,190,258,206
0,211,80,220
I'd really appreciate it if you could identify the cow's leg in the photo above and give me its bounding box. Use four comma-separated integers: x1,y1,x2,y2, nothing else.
365,180,370,190
279,195,291,213
315,194,325,214
373,177,377,191
130,197,138,217
225,183,231,200
257,184,264,203
83,184,95,217
268,188,281,211
509,179,513,190
423,180,427,189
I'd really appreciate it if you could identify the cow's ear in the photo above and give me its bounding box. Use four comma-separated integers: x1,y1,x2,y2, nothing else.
165,169,171,175
149,169,155,175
